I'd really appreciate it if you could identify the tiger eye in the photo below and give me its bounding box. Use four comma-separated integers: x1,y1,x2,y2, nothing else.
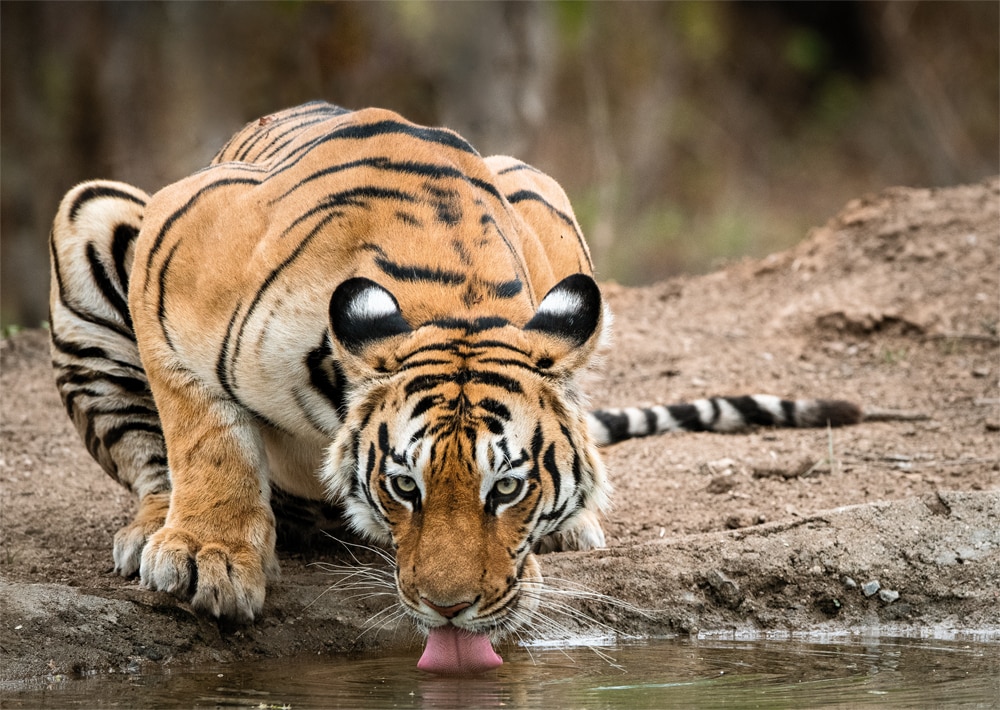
392,475,418,496
494,477,519,496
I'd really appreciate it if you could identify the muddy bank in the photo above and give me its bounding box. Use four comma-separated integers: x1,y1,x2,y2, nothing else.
2,178,998,684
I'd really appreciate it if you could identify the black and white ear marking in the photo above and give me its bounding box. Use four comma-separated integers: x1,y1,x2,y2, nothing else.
330,277,412,354
524,273,602,347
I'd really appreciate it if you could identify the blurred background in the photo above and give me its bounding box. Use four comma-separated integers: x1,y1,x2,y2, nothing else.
2,1,997,330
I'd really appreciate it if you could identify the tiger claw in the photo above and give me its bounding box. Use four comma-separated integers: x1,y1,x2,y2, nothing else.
112,491,170,577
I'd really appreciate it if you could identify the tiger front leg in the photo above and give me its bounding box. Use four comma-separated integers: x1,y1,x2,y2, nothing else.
138,373,279,623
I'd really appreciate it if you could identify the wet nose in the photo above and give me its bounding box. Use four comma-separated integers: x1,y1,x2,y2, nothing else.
421,597,473,619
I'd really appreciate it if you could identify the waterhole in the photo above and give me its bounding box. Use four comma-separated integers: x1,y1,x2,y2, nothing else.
8,635,999,708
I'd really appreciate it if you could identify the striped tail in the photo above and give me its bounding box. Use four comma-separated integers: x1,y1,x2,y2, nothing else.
587,395,862,446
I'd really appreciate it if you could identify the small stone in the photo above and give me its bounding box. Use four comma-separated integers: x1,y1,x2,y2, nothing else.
705,569,743,608
934,550,959,566
878,589,900,603
706,475,737,494
861,580,881,597
843,576,857,589
972,367,991,378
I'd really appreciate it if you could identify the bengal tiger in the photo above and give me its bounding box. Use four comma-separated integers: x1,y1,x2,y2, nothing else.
49,101,860,673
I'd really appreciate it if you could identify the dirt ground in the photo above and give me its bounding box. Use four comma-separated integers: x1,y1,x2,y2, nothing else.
1,178,998,685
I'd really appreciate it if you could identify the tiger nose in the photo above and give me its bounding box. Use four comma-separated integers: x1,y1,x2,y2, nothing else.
421,597,473,619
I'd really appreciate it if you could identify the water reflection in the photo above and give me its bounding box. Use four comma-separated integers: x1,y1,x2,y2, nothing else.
7,636,999,709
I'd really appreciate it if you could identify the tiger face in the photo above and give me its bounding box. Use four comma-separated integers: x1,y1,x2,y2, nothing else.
322,274,610,660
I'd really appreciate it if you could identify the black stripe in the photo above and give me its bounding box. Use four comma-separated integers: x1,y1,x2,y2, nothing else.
396,211,422,227
69,184,145,222
277,156,504,203
486,278,523,299
359,442,381,520
55,368,151,395
424,317,510,334
317,119,478,156
85,242,133,332
305,336,345,415
543,442,561,504
505,189,592,271
280,185,416,238
220,102,345,163
474,357,540,375
270,119,479,181
497,162,542,176
410,395,439,419
667,403,709,432
643,408,658,435
215,303,243,403
374,257,466,286
726,396,777,427
506,190,575,226
395,358,454,376
466,339,533,357
404,373,449,397
537,498,568,523
469,369,523,394
591,410,630,442
482,417,505,435
406,366,524,398
781,399,797,426
238,109,343,162
155,242,180,350
478,398,511,421
87,403,159,419
102,420,164,450
50,236,134,342
50,332,141,371
111,223,138,297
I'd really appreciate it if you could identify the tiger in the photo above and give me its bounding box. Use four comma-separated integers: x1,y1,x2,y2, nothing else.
49,101,861,673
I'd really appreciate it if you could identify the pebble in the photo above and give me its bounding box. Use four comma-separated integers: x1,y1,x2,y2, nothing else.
843,576,857,589
861,580,881,597
878,589,900,603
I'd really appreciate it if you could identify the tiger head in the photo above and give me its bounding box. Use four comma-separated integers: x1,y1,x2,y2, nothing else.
321,272,610,666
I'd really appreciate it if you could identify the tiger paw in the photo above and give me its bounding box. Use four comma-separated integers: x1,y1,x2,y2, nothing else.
113,491,170,577
139,526,279,623
535,509,606,553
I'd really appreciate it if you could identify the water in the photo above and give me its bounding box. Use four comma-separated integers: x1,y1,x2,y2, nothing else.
7,636,999,709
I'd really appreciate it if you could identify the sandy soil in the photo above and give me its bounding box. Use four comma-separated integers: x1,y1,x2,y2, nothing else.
1,178,998,684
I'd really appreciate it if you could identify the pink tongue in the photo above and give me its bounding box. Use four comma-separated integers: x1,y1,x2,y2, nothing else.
417,625,503,674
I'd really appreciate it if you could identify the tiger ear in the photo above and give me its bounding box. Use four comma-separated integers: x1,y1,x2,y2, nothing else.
524,274,605,372
329,277,412,370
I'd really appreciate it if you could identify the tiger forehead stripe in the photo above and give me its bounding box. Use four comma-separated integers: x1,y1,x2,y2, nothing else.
403,368,523,397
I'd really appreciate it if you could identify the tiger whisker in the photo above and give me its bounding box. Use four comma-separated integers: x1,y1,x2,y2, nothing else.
320,533,396,567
